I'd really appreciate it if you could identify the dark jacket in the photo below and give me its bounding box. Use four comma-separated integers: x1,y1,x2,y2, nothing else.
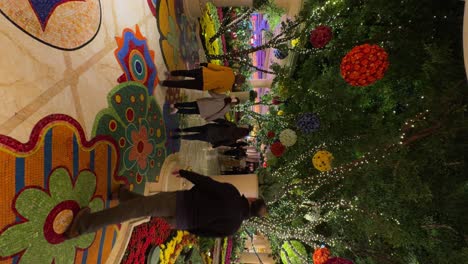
202,119,248,148
176,170,250,237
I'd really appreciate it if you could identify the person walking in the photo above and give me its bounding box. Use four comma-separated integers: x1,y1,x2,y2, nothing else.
170,93,240,122
160,63,246,94
65,170,267,238
172,119,251,148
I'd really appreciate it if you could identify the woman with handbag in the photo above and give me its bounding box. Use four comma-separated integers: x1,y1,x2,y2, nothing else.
170,92,239,121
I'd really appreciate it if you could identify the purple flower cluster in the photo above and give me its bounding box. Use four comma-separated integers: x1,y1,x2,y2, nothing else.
225,237,233,264
296,113,320,133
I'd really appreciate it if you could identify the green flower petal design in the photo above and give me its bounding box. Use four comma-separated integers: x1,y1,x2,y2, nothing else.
53,243,77,264
15,188,54,222
20,241,53,264
0,169,102,262
88,197,104,213
0,222,35,257
49,168,75,203
72,170,97,208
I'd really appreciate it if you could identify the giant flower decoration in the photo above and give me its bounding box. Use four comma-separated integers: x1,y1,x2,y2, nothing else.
313,247,331,264
271,141,286,157
124,120,156,175
296,113,320,133
310,25,333,49
93,82,166,193
312,150,334,172
0,168,103,263
115,25,158,95
279,129,298,147
340,44,389,87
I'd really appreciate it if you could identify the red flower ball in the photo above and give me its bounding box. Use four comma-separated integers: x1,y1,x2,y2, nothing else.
267,131,275,139
310,25,333,48
325,257,354,264
270,141,286,157
313,247,331,264
340,44,389,87
272,96,283,105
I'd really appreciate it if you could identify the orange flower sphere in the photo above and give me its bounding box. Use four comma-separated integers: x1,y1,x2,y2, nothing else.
340,44,389,87
313,247,331,264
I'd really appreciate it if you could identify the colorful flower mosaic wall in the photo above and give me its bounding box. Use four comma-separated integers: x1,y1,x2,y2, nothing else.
115,26,159,95
0,0,101,50
0,115,123,264
92,82,166,194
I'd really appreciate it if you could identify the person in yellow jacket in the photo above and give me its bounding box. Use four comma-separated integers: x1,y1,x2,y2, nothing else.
160,63,246,94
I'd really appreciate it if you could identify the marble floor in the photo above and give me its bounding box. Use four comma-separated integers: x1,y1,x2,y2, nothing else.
0,0,215,263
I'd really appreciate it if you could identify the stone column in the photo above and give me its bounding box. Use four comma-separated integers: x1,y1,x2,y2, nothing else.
210,174,259,198
249,78,273,89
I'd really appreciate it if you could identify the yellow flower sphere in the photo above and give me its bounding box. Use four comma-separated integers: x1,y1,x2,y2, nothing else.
312,150,334,172
277,110,284,116
291,38,300,47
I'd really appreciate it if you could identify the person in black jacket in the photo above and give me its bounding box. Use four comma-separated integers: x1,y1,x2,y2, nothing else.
65,170,267,238
172,119,252,148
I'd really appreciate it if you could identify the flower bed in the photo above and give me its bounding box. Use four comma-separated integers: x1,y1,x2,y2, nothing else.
159,231,198,264
122,218,172,264
200,2,224,65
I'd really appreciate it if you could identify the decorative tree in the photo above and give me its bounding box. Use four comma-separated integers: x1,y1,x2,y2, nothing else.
239,0,467,264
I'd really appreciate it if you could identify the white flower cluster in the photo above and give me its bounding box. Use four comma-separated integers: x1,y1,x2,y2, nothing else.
279,129,297,147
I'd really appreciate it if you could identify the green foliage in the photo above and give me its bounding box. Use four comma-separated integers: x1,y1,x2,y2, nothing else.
198,237,216,253
280,240,308,264
245,0,468,263
259,1,285,28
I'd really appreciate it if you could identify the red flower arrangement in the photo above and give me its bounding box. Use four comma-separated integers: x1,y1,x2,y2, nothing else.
272,96,283,105
310,25,333,48
123,218,172,264
267,131,276,139
313,247,331,264
325,257,354,264
270,141,286,157
340,44,389,87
